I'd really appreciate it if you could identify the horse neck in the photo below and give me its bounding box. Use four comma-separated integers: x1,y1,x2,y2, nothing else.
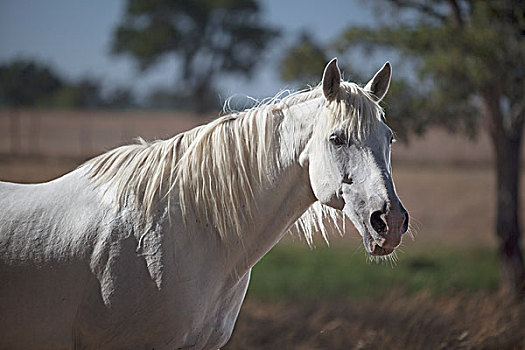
226,97,321,275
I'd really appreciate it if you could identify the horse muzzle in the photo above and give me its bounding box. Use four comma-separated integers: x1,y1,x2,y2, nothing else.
367,205,409,253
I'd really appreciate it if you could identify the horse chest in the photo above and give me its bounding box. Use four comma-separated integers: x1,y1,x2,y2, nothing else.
76,267,250,350
164,269,252,349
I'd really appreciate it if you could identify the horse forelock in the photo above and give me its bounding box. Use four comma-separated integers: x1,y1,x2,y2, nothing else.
82,82,383,244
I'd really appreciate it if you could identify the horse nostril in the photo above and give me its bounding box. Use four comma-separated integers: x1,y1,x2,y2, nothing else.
370,210,387,234
402,211,409,234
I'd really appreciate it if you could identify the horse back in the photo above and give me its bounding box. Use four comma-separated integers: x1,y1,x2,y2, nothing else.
0,171,108,264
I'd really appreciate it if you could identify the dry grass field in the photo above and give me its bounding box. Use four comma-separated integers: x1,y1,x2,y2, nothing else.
227,293,524,349
1,110,524,349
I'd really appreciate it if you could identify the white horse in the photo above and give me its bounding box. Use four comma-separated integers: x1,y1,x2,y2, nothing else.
0,59,408,349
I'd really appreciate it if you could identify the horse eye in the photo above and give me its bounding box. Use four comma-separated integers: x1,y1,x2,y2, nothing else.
329,134,345,146
389,136,396,144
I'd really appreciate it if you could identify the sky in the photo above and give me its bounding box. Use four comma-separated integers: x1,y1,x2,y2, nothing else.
0,0,381,101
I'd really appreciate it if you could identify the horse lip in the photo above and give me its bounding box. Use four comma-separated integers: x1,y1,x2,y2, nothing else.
341,204,394,256
371,234,387,247
363,229,394,256
370,241,394,256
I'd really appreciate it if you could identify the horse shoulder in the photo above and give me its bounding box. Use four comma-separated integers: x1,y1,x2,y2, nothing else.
0,171,118,349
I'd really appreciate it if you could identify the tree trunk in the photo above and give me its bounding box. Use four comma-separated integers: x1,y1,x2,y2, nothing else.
493,131,524,299
484,91,525,300
191,82,216,114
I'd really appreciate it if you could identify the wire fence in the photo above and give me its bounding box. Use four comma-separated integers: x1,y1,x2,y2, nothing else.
0,110,206,159
1,109,521,164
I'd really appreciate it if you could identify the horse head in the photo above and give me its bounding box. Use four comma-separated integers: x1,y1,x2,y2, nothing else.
301,59,409,256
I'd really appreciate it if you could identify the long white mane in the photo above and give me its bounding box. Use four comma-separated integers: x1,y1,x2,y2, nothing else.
83,82,384,244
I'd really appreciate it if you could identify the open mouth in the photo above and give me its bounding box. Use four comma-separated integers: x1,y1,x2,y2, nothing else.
363,230,394,256
342,204,396,257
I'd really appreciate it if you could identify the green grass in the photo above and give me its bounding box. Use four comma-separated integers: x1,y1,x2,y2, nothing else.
247,243,499,300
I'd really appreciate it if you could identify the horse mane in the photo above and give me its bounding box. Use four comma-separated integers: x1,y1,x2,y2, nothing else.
82,82,384,244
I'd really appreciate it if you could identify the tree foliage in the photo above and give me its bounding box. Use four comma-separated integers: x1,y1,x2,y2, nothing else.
112,0,279,112
338,0,524,137
0,59,135,109
0,60,63,107
280,33,329,87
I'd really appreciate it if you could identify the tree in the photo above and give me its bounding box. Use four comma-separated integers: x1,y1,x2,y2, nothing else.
0,60,66,153
145,87,185,109
280,33,329,87
281,0,525,298
0,60,63,107
103,86,136,109
0,59,137,109
49,78,104,109
112,0,279,113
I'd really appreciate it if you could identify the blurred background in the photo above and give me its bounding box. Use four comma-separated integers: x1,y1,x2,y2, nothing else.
1,0,524,348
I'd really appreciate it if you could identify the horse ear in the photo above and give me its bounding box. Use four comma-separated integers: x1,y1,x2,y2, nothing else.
365,62,391,102
322,58,341,101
